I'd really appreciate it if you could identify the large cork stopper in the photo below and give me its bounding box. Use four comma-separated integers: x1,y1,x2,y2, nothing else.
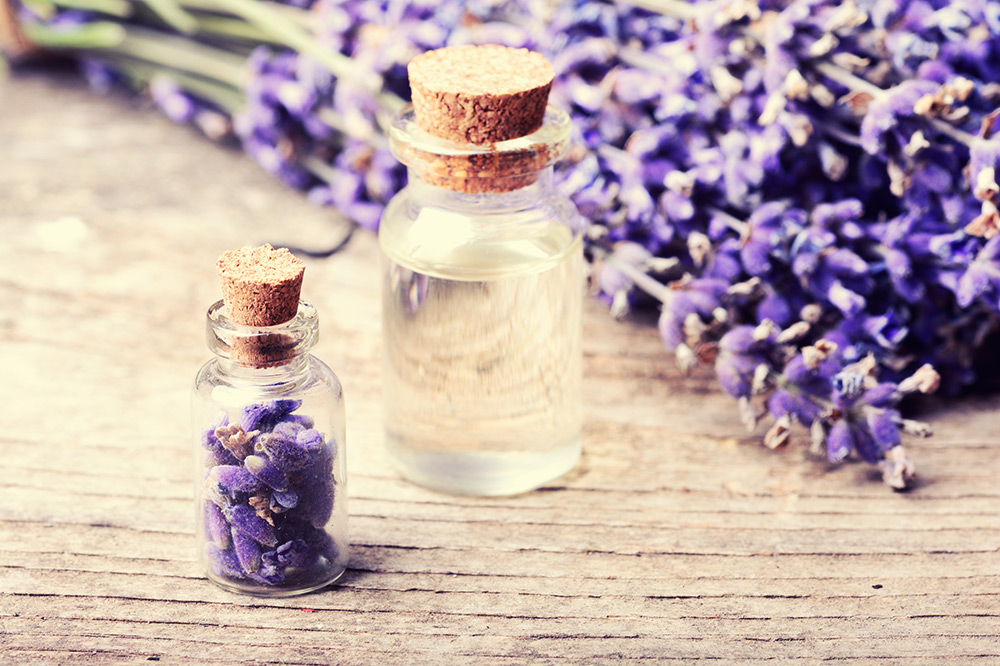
408,44,554,145
217,244,304,327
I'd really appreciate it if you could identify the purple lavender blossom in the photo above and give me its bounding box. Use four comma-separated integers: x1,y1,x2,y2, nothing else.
205,544,244,580
239,400,300,433
254,432,313,471
200,396,340,585
210,465,263,496
224,503,279,547
231,526,263,574
244,455,291,492
203,502,231,549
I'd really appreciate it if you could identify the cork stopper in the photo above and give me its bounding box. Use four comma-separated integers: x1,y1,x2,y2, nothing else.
217,244,304,327
408,45,554,145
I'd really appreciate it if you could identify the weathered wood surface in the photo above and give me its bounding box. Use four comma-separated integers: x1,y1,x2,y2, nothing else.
1,68,998,665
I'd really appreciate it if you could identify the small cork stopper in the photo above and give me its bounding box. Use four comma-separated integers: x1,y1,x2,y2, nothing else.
217,244,304,327
408,45,554,144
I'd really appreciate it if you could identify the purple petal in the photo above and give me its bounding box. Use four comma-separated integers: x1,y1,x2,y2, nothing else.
240,400,301,433
244,455,290,492
296,428,324,451
866,409,900,451
272,421,305,439
828,281,865,317
225,504,278,547
300,476,335,528
826,421,852,463
254,433,313,472
270,488,299,512
205,544,244,579
716,356,752,398
276,539,310,568
658,310,683,350
756,291,793,327
956,268,989,308
852,427,882,464
203,502,231,549
741,238,772,276
719,326,757,354
768,390,797,420
231,526,262,574
211,465,263,494
825,249,869,276
862,383,900,407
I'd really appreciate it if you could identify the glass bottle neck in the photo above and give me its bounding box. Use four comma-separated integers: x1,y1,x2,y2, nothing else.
206,300,318,372
389,104,571,197
214,354,310,379
405,166,556,212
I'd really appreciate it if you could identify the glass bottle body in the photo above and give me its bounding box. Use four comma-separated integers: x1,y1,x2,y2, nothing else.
192,301,348,596
379,107,583,496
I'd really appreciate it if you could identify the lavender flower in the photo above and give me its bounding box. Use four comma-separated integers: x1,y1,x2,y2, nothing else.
200,400,340,585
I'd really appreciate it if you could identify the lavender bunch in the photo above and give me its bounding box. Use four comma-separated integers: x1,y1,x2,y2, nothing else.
8,0,1000,488
553,0,1000,488
1,0,543,227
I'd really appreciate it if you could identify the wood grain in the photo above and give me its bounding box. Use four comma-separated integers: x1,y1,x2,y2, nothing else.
1,68,998,665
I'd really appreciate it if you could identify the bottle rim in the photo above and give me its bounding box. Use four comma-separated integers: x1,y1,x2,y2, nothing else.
389,104,572,192
206,299,318,368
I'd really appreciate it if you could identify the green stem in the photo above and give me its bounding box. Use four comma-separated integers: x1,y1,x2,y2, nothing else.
103,52,244,111
21,20,126,49
207,0,405,113
301,154,338,185
51,0,131,16
706,207,748,233
17,0,55,21
616,44,673,76
207,0,349,76
137,0,199,35
620,0,707,21
102,25,247,87
193,15,282,44
596,247,675,305
176,0,315,29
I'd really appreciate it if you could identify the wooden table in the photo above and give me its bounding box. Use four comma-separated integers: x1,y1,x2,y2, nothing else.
2,67,998,665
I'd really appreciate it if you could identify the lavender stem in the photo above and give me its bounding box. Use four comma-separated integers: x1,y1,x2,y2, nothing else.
194,15,282,45
103,53,244,111
21,21,126,49
596,247,674,305
812,61,976,148
103,25,248,87
176,0,316,29
51,0,131,18
140,0,198,34
620,0,707,21
209,0,365,86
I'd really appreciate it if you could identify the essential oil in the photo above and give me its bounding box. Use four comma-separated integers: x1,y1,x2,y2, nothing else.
379,46,584,495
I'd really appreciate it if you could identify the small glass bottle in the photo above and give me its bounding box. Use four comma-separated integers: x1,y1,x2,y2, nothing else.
379,46,584,496
192,247,347,595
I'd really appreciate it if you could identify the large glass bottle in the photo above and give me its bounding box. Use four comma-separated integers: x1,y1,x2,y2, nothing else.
379,104,584,496
192,300,348,595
